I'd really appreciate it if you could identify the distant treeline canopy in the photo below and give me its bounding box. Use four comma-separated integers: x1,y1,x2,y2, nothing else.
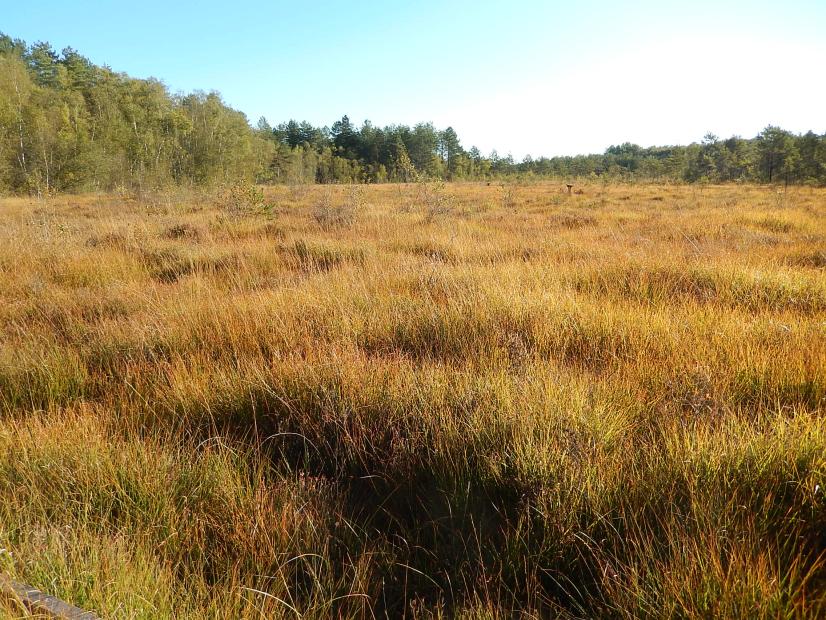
1,33,825,194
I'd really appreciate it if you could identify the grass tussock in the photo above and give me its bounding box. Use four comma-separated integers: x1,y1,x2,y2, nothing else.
0,182,824,618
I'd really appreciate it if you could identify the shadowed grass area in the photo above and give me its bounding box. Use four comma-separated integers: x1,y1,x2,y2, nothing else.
0,182,824,618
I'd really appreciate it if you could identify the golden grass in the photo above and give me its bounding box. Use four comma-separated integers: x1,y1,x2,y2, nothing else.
0,181,824,618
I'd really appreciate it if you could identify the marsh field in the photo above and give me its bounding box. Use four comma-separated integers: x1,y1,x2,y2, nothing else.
0,182,824,618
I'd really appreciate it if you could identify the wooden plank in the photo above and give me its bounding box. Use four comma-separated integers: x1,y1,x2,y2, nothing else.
0,574,99,619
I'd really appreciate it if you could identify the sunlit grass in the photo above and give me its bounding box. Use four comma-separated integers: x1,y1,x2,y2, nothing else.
0,182,824,618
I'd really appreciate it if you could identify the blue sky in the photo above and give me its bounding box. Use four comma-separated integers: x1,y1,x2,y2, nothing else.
3,0,825,157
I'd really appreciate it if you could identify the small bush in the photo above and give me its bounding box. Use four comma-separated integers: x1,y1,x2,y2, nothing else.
312,189,360,230
417,179,453,221
500,183,518,209
218,180,271,215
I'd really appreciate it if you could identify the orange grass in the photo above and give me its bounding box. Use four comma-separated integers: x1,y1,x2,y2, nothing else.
0,182,824,618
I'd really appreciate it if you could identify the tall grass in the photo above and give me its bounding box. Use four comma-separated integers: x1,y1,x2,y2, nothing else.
0,182,824,618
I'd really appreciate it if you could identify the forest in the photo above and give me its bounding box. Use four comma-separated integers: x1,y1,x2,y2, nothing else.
1,32,825,194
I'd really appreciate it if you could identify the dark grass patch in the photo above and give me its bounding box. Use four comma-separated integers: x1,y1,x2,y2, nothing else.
85,232,129,249
142,249,240,283
574,265,826,313
162,223,202,241
406,241,458,264
547,211,597,229
285,240,365,272
784,250,826,270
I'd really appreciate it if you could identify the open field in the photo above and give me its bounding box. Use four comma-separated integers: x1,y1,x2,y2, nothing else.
0,182,824,618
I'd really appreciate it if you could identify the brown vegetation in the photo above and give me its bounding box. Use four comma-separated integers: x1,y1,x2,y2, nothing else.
0,182,824,618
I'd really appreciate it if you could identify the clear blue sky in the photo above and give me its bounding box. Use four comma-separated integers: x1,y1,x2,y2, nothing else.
3,0,824,157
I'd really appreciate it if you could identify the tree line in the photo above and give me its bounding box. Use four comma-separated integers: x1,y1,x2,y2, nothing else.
262,121,826,186
1,33,824,194
0,33,269,195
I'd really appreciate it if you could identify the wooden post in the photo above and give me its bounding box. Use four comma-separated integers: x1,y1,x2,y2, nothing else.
1,574,99,619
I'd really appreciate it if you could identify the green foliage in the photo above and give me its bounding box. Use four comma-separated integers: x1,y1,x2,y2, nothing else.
218,179,271,215
1,32,825,192
0,33,271,194
261,119,825,186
